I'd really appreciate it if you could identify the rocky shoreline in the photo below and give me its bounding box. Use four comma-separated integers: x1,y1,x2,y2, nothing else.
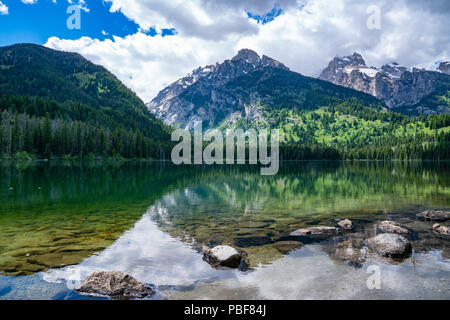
75,209,449,299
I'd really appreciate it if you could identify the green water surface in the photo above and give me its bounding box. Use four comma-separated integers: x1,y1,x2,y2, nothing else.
0,161,449,299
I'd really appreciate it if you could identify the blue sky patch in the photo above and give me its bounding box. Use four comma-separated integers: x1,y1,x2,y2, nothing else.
142,27,177,37
0,0,175,47
247,4,283,24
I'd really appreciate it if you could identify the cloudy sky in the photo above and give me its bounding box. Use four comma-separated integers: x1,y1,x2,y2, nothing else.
1,0,449,101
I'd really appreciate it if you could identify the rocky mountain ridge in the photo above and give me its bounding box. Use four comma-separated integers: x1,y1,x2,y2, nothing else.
147,49,290,129
147,49,381,129
319,53,450,115
148,49,449,130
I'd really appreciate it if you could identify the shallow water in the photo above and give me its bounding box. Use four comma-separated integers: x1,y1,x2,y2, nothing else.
0,161,449,300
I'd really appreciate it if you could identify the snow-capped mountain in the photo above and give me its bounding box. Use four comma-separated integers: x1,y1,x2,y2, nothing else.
146,49,290,129
319,53,450,114
147,50,449,129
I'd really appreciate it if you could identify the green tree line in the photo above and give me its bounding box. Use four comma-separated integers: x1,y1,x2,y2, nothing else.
0,110,171,160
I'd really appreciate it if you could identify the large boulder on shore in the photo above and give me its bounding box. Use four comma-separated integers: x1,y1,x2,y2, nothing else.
416,210,450,222
75,271,155,298
377,220,409,235
365,234,412,259
202,245,242,268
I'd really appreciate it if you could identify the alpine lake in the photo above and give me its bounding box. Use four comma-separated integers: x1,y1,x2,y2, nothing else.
0,160,449,300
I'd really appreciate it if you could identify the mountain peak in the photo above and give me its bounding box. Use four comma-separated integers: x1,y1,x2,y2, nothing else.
380,63,410,78
319,53,368,79
340,52,367,67
319,52,450,114
232,49,261,64
148,49,291,122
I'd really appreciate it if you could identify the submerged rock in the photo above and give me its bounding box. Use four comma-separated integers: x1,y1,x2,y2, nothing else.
325,239,368,268
75,271,155,298
233,236,273,248
281,226,340,244
28,251,93,269
337,219,353,230
290,226,339,237
365,234,412,259
203,245,242,268
416,210,450,222
433,223,450,238
377,220,409,235
274,241,303,254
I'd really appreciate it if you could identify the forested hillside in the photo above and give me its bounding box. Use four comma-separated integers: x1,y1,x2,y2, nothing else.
1,44,449,161
0,44,171,160
219,101,450,160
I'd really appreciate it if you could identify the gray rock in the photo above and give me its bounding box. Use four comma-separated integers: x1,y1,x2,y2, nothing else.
337,219,353,230
203,245,242,268
433,223,450,238
290,226,339,236
377,220,409,235
76,271,154,298
365,234,412,259
417,210,450,222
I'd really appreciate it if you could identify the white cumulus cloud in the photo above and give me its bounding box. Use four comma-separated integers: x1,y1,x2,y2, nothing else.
0,1,8,15
45,0,450,102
